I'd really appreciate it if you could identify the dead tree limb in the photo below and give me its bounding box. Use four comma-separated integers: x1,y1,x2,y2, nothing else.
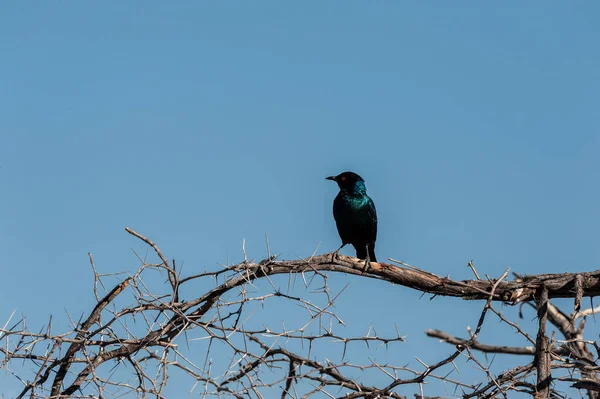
534,285,551,399
2,227,600,399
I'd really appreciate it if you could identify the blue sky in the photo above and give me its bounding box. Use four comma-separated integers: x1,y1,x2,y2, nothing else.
1,2,599,397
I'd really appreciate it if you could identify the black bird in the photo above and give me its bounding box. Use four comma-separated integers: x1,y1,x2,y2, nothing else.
326,171,378,266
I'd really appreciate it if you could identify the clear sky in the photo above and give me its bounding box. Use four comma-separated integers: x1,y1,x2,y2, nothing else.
1,2,599,398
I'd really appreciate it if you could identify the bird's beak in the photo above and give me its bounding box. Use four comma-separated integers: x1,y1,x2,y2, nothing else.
325,176,337,181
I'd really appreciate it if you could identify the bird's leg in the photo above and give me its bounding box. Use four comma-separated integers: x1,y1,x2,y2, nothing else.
332,244,345,262
363,244,371,272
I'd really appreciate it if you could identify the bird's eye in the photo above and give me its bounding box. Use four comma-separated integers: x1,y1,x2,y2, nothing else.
340,176,346,181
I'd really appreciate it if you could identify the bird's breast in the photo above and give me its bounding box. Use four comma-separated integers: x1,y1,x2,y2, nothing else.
336,193,370,211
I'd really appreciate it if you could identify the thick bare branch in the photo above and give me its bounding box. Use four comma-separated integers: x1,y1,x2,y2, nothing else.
534,285,551,399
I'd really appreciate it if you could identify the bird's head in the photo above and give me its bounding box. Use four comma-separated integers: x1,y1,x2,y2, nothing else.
326,171,367,194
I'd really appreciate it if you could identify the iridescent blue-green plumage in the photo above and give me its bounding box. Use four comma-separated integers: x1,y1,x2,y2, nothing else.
326,171,377,262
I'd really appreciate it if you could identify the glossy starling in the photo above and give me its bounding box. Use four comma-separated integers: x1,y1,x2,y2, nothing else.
326,171,378,265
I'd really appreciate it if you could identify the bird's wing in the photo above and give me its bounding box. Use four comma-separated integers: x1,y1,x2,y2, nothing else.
366,197,378,241
333,195,352,244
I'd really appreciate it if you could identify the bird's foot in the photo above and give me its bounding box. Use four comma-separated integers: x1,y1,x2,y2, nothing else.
331,244,345,263
363,245,371,272
331,250,339,263
363,258,371,272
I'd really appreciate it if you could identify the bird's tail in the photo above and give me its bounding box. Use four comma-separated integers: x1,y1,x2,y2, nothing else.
369,244,377,263
355,243,377,263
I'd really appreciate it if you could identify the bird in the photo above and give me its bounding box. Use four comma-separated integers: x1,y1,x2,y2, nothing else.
326,171,378,268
